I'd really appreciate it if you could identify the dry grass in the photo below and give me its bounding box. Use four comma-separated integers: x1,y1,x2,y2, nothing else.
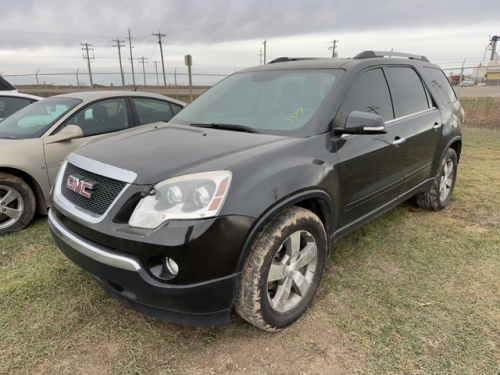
1,99,499,374
461,97,500,129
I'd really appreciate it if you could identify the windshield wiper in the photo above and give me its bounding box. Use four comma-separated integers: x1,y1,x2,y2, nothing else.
190,123,260,134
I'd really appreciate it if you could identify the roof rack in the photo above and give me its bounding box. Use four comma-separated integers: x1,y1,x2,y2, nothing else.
354,51,430,63
268,57,321,64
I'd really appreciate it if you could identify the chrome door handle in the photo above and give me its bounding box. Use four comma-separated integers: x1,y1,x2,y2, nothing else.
433,122,443,131
392,137,406,147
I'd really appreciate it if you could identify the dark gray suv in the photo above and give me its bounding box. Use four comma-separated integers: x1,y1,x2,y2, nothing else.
49,51,463,331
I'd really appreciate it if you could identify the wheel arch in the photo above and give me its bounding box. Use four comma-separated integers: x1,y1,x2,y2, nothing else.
447,138,462,163
0,167,47,215
235,189,335,273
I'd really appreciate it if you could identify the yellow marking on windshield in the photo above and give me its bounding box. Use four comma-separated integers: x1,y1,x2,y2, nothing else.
284,107,304,126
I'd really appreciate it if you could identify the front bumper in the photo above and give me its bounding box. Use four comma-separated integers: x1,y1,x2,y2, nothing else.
48,209,252,327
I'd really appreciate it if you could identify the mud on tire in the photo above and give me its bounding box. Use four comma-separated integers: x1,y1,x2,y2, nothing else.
234,206,327,332
415,148,458,211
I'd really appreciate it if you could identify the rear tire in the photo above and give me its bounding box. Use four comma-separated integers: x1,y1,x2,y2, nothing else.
415,148,457,211
234,206,327,331
0,173,36,236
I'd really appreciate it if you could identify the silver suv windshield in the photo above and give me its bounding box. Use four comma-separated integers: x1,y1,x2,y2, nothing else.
0,97,82,139
172,69,341,137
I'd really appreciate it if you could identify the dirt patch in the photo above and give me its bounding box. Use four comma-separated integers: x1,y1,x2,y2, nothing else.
174,310,366,375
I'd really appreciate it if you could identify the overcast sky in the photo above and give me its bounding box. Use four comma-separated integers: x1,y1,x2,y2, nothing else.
1,0,498,85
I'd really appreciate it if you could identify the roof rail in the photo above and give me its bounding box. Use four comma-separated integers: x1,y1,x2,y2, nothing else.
268,57,321,64
354,51,430,63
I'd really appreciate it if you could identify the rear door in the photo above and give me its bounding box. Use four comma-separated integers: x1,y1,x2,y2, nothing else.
385,66,443,192
335,68,407,227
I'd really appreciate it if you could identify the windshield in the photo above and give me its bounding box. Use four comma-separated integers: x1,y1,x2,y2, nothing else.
172,69,341,137
0,97,82,139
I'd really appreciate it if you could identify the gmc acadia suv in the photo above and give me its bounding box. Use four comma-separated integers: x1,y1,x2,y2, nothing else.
49,51,463,331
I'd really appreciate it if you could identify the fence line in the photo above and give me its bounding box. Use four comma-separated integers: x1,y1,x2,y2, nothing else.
2,58,499,94
0,68,232,95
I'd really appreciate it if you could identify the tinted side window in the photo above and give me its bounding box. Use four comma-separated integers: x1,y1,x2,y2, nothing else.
0,97,33,119
170,103,183,116
341,68,394,121
424,67,457,103
387,67,430,117
132,98,175,124
65,98,129,137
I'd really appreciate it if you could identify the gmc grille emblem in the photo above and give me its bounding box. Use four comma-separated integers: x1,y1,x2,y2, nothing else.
66,174,98,198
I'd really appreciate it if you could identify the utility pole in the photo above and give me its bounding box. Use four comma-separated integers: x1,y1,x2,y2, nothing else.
81,43,94,88
185,55,193,102
76,68,80,91
152,31,167,87
35,69,40,96
263,40,267,64
329,40,339,58
138,57,148,87
457,58,466,99
112,38,126,88
127,28,136,87
153,61,160,87
258,48,263,65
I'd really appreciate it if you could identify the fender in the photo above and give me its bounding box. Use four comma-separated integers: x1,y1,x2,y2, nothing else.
434,136,462,176
235,188,335,273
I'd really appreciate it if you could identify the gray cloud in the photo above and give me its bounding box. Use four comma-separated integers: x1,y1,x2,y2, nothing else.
1,0,497,49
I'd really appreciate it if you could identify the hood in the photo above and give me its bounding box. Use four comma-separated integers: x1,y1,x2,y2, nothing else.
74,123,296,185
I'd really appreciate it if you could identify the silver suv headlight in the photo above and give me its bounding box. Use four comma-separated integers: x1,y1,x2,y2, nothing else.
129,171,232,229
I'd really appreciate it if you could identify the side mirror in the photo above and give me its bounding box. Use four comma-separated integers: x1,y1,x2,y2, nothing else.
45,125,84,144
334,111,387,135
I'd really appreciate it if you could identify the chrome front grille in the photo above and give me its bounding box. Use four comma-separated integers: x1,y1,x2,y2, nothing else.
61,163,127,216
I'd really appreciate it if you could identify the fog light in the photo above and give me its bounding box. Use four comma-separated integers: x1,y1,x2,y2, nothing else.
164,257,179,276
148,256,179,280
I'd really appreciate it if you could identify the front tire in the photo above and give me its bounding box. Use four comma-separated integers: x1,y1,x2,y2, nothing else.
415,148,458,211
235,207,327,331
0,173,36,236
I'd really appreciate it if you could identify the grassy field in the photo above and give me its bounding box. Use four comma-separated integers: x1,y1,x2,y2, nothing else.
1,104,499,374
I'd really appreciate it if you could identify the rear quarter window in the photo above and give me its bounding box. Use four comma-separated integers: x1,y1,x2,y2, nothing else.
424,67,457,104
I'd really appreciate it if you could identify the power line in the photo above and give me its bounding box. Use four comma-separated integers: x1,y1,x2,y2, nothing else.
167,0,360,36
0,29,117,39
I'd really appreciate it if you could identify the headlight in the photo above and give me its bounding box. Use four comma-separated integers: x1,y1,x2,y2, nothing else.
129,171,232,229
